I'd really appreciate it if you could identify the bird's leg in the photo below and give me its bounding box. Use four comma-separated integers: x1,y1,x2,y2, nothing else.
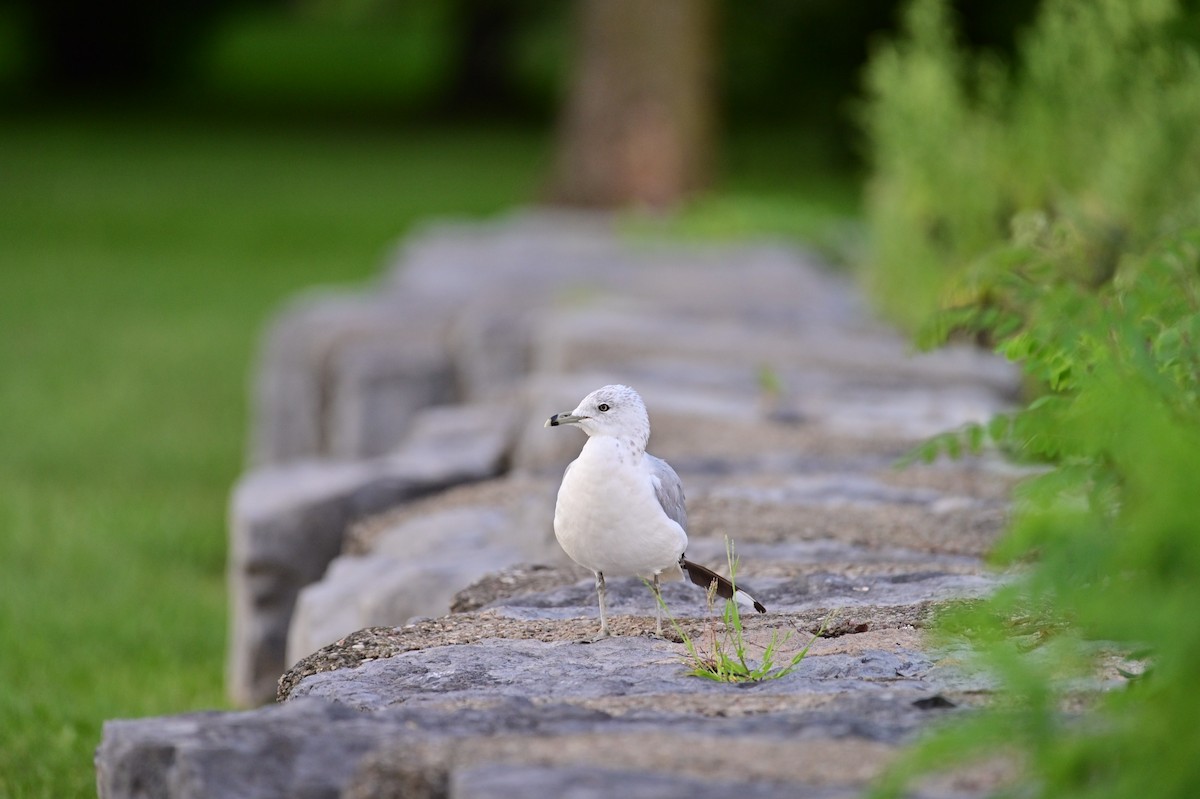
652,572,664,638
592,571,610,641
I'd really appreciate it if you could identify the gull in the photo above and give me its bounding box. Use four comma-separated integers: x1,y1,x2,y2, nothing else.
546,384,766,640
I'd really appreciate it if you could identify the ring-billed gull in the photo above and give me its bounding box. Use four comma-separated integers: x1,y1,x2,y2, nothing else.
546,384,766,640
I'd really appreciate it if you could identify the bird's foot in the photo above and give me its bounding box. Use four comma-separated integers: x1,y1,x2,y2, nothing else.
650,628,685,644
578,629,611,644
645,620,667,641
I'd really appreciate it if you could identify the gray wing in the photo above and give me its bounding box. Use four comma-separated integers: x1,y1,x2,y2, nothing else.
646,454,687,530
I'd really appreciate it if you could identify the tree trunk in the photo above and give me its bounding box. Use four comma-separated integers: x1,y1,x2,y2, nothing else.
548,0,716,209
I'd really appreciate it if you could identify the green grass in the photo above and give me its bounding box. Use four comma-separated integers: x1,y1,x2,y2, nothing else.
656,540,827,683
0,113,548,797
0,111,858,796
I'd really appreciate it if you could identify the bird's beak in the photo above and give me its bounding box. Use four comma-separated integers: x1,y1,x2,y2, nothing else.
546,412,585,428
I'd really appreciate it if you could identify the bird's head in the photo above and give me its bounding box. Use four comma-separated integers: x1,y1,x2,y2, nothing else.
545,384,651,447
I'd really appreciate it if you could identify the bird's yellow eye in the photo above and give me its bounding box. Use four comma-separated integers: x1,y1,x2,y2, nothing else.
598,403,610,412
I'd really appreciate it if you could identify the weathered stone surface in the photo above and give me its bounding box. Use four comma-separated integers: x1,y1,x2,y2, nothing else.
242,441,1011,797
343,475,559,556
447,300,535,401
99,691,966,799
285,471,561,669
286,505,558,666
446,764,854,799
324,336,456,461
509,369,1014,478
385,403,517,486
97,700,389,799
231,400,525,705
684,471,1011,557
227,459,392,707
227,458,510,706
450,562,593,614
347,732,922,799
381,211,624,302
118,214,1039,798
249,290,454,465
246,216,1017,531
282,497,1001,707
104,611,996,798
273,602,938,703
289,634,937,710
529,302,1013,395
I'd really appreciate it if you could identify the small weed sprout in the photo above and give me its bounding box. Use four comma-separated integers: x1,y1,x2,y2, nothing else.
652,538,829,683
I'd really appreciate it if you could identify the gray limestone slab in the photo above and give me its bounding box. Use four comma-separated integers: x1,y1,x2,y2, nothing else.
145,213,1035,799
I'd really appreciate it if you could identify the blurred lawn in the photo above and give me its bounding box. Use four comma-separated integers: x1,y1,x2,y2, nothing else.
0,115,549,797
0,113,858,797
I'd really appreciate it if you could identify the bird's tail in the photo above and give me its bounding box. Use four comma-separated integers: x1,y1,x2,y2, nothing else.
680,557,767,614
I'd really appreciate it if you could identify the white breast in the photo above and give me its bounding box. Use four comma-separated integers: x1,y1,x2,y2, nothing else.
553,437,688,577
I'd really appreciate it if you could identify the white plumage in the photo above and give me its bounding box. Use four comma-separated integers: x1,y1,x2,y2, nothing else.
546,384,765,639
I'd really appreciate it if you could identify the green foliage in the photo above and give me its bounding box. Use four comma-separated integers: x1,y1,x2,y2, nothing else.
196,3,572,120
864,1,1200,797
655,540,826,683
863,0,1200,330
199,6,459,112
883,230,1200,798
906,227,1200,469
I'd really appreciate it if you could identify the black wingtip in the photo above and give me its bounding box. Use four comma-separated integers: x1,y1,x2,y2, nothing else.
680,557,767,615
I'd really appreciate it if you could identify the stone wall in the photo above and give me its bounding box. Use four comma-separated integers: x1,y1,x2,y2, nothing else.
99,211,1042,798
227,210,1017,707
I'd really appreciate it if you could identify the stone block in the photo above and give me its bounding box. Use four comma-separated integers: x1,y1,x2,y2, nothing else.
447,301,535,402
386,403,516,484
227,459,474,707
383,211,625,303
96,700,397,799
286,506,545,665
325,337,455,461
230,404,521,705
118,215,1033,799
249,289,453,465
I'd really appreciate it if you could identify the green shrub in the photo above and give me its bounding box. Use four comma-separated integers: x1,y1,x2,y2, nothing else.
862,0,1200,330
863,1,1200,796
889,229,1200,798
